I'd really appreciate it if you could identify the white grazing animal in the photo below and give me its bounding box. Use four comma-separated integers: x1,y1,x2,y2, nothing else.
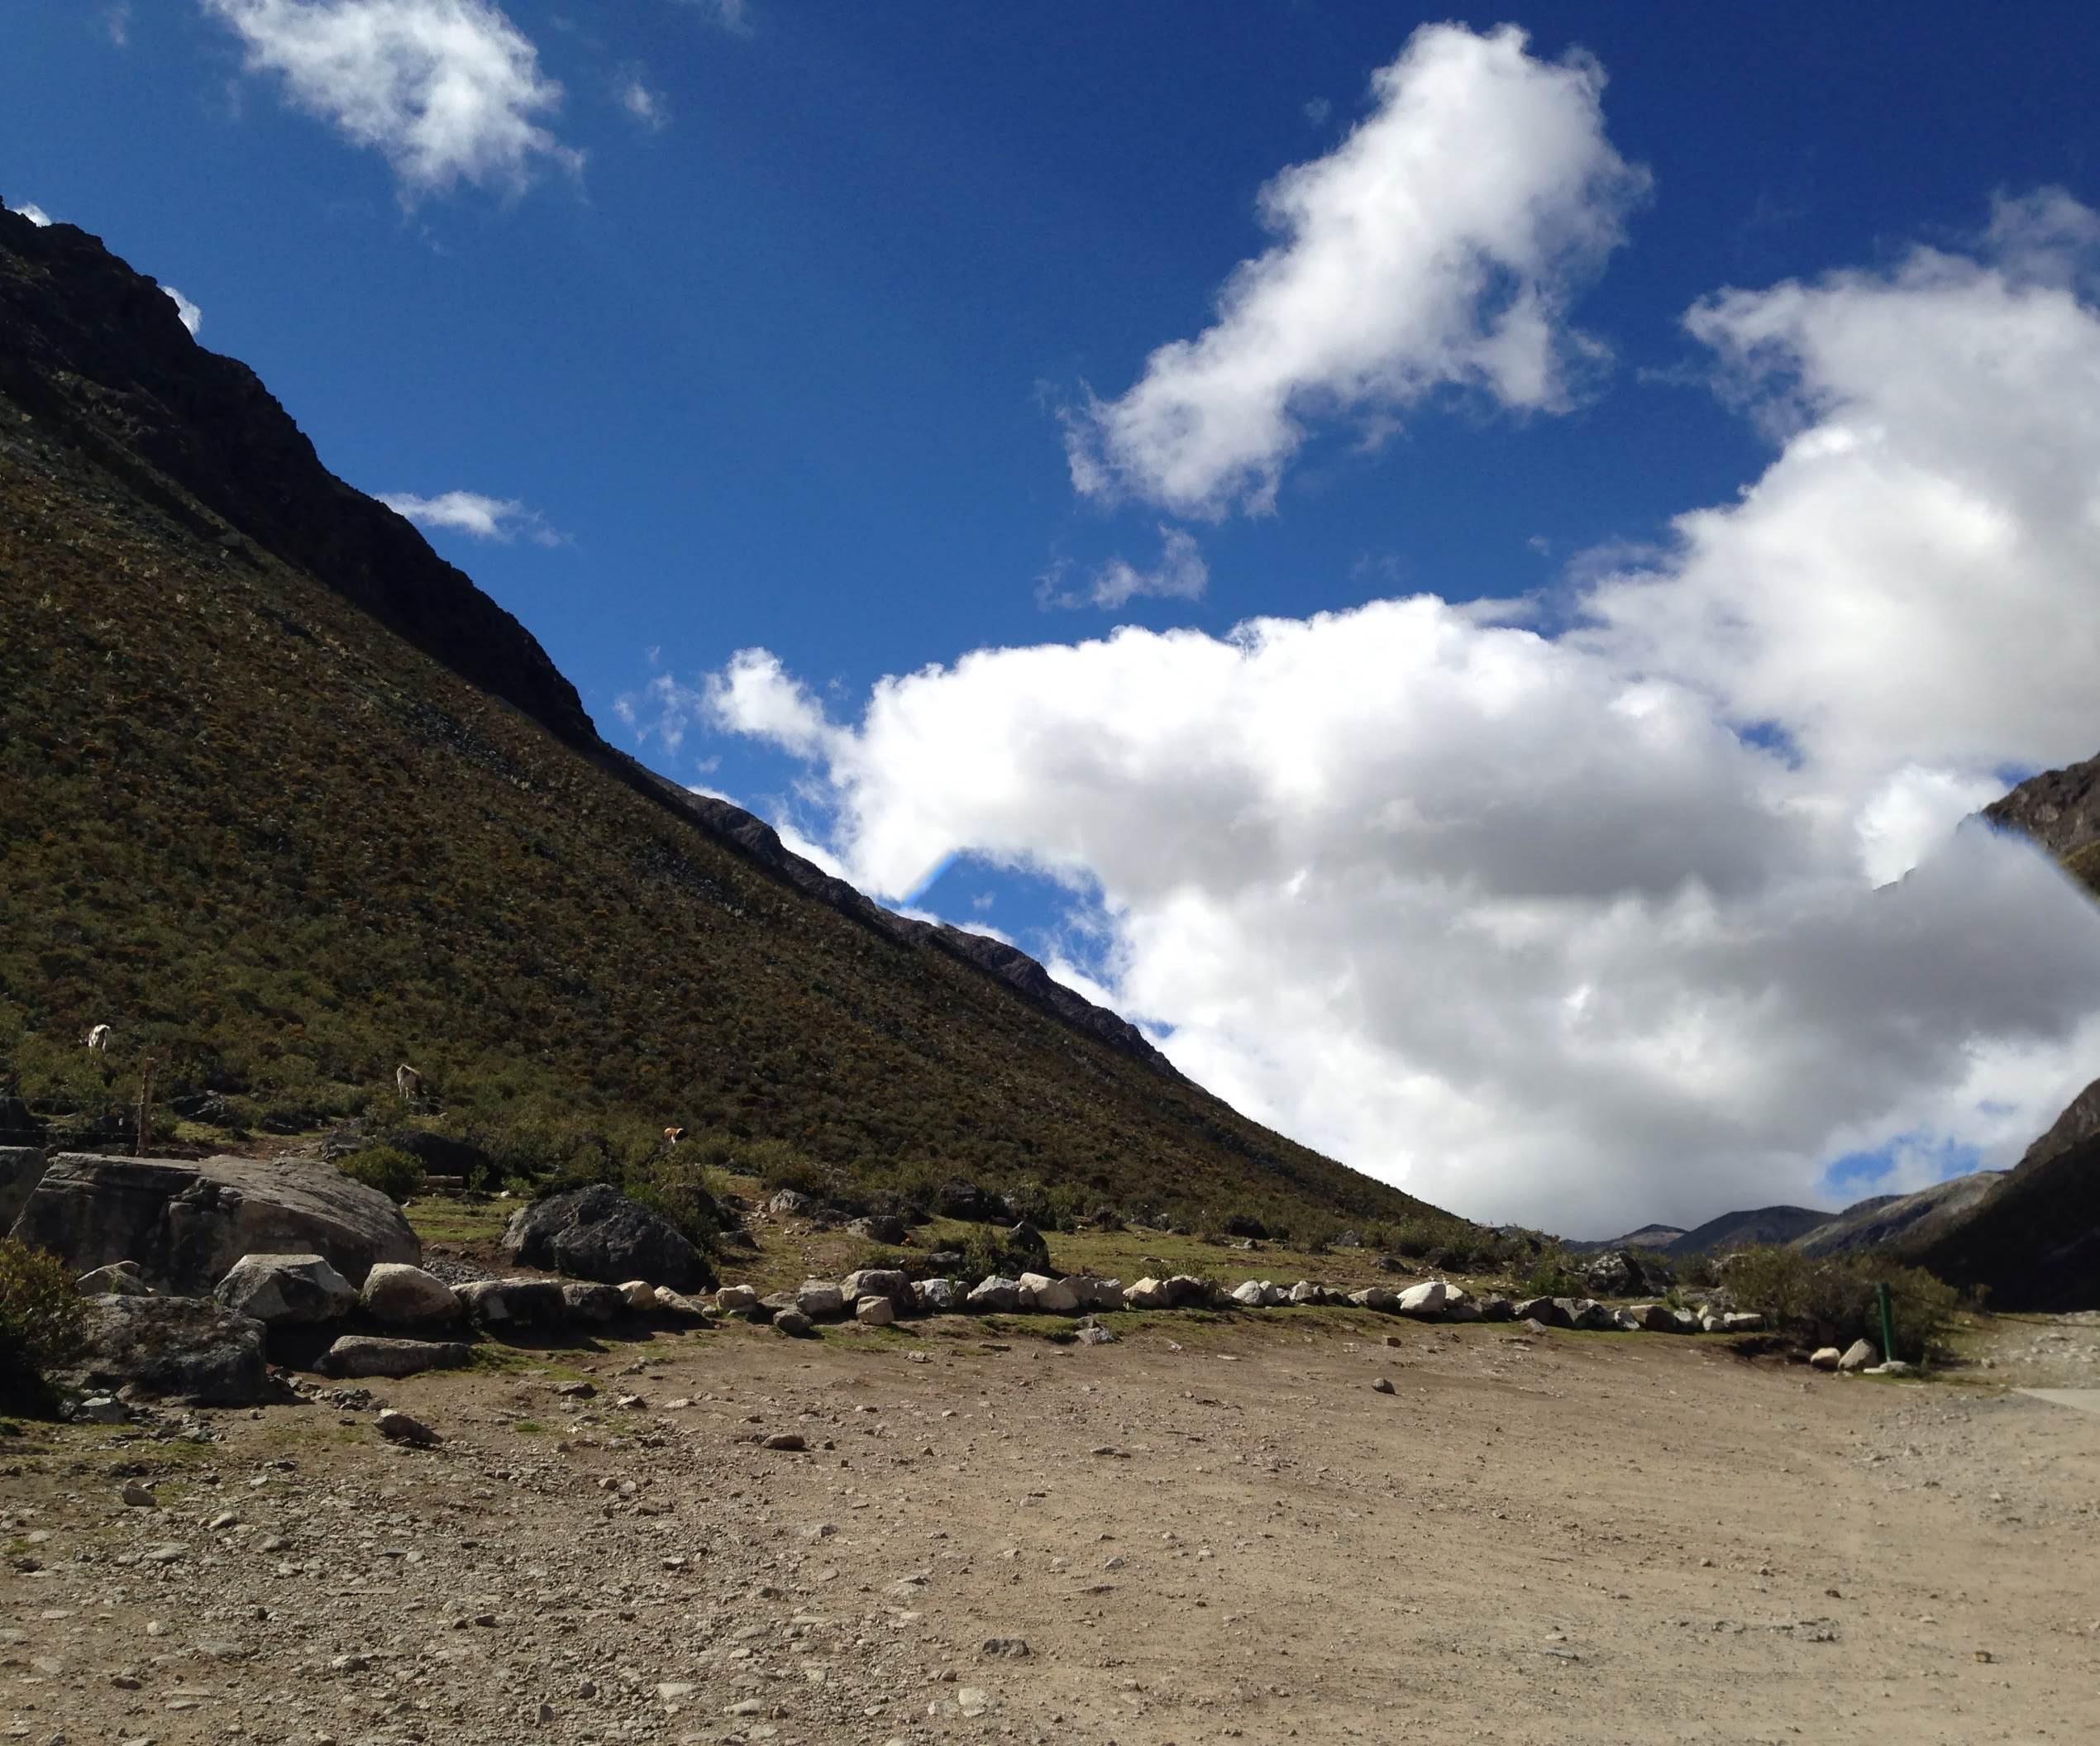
84,1023,112,1052
395,1064,422,1100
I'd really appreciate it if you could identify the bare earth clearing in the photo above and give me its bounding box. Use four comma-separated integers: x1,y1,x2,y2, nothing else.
7,1302,2099,1746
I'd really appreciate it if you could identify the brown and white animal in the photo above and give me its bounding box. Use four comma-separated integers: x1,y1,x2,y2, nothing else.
662,1125,686,1148
84,1023,112,1052
395,1063,422,1101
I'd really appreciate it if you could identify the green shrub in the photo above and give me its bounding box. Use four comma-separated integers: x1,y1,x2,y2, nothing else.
0,1238,84,1408
1723,1246,1963,1362
1521,1248,1589,1298
335,1144,422,1204
955,1226,1051,1286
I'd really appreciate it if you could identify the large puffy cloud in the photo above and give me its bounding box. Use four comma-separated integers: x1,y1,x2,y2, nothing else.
201,0,578,197
1585,190,2100,803
697,197,2100,1235
1065,24,1648,517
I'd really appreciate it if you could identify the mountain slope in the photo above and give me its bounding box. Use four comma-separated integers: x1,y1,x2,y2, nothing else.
1663,1205,1835,1256
1790,1176,2003,1258
1985,751,2100,896
1910,1142,2100,1311
0,208,1450,1236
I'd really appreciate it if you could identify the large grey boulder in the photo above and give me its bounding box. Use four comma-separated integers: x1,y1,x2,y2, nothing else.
839,1268,913,1313
1017,1272,1080,1313
1583,1248,1668,1297
1620,1302,1683,1333
10,1153,416,1292
1348,1286,1401,1312
561,1282,628,1324
1121,1276,1170,1309
501,1185,714,1293
317,1336,472,1379
455,1277,568,1332
1069,1276,1124,1311
360,1262,462,1328
214,1252,357,1326
1838,1337,1878,1372
797,1280,847,1319
1163,1275,1215,1308
1398,1281,1450,1317
966,1275,1021,1312
68,1295,270,1406
912,1277,959,1313
0,1147,45,1231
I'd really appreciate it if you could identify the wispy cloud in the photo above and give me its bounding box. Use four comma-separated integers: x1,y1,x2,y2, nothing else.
674,0,752,36
618,74,669,131
200,0,580,199
1038,526,1209,611
9,201,54,227
377,488,563,544
104,3,133,46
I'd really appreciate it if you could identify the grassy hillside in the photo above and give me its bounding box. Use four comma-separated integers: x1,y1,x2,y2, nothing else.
0,255,1453,1243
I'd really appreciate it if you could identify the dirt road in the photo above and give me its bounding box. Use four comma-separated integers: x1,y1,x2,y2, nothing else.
7,1310,2098,1745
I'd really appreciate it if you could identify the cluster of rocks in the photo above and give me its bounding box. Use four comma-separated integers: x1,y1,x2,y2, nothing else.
13,1147,1796,1424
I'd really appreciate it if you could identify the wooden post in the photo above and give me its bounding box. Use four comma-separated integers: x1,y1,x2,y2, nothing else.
135,1054,158,1157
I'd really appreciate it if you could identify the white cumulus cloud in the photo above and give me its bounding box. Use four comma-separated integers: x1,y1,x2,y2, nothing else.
1064,23,1648,518
378,488,561,544
201,0,579,198
702,194,2100,1237
162,286,203,336
10,201,54,227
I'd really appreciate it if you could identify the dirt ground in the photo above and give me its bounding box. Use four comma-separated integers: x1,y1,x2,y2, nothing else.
7,1308,2099,1746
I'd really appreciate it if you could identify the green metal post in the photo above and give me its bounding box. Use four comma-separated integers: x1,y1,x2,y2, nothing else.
1876,1281,1897,1365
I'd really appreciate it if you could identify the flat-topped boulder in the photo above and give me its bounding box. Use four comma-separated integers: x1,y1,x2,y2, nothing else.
67,1293,270,1406
317,1335,472,1379
11,1152,417,1293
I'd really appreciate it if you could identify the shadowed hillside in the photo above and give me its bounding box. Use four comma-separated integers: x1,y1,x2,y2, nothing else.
0,206,1453,1238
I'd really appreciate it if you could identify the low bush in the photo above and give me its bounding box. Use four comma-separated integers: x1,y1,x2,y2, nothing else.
1723,1245,1963,1362
0,1237,84,1410
1520,1248,1590,1299
954,1226,1052,1286
335,1144,423,1204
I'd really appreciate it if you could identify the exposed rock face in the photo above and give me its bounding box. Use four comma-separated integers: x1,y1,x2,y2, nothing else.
10,1153,416,1291
360,1262,462,1328
1984,748,2100,875
0,206,596,747
2017,1076,2100,1171
69,1294,270,1406
0,1146,45,1229
500,1184,714,1294
317,1336,472,1379
212,1252,357,1326
854,1295,896,1327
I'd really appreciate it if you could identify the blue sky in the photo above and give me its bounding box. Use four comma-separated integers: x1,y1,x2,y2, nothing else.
14,2,2100,1233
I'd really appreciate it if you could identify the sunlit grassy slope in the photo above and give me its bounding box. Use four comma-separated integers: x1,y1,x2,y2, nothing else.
0,362,1457,1238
